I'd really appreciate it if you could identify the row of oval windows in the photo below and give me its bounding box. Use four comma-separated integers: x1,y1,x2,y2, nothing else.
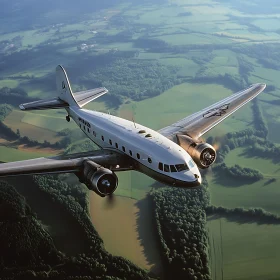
80,124,153,164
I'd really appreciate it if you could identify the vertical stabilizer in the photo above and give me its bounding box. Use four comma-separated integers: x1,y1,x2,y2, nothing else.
56,65,79,107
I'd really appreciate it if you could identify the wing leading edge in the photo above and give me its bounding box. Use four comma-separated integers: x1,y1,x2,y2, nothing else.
0,150,134,178
159,83,266,140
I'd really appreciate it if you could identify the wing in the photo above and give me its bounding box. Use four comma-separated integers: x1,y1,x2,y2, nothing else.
0,150,134,178
159,83,266,140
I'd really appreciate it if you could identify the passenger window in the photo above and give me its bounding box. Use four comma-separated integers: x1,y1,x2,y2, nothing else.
129,150,132,156
87,128,90,133
148,158,152,164
137,153,140,159
79,124,81,128
109,139,112,145
158,162,163,171
164,164,170,172
101,136,104,141
93,131,96,136
115,143,118,149
83,126,85,130
122,146,126,152
170,165,177,172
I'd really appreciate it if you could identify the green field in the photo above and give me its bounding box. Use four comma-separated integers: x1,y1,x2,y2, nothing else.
208,218,280,280
22,111,72,132
0,146,53,161
224,147,279,176
3,110,62,143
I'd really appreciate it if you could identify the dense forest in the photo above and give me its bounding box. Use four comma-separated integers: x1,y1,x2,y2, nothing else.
150,184,211,280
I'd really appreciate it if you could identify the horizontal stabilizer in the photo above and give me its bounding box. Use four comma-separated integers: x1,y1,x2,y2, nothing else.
74,87,108,107
19,98,69,111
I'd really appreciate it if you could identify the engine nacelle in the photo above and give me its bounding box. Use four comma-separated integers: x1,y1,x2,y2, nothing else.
176,135,216,169
81,160,118,197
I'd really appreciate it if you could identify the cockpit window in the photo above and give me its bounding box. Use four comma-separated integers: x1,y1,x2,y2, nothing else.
188,159,195,168
175,164,189,172
164,164,170,172
170,165,177,172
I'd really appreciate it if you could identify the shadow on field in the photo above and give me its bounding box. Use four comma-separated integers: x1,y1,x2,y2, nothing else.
135,195,164,278
5,176,87,256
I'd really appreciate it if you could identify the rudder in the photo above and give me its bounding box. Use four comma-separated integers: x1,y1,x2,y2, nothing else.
56,65,79,107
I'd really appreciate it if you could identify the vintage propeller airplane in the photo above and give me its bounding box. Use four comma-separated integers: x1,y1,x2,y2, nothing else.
0,65,266,197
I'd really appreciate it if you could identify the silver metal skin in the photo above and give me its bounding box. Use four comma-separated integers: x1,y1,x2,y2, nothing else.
159,83,266,140
176,135,216,169
0,65,266,193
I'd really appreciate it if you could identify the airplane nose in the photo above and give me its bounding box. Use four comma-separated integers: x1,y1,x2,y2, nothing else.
174,178,201,188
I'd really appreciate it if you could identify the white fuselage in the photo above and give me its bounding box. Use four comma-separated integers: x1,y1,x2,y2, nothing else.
68,106,202,187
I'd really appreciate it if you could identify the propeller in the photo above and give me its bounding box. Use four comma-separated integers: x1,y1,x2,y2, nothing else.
200,135,222,176
105,193,116,208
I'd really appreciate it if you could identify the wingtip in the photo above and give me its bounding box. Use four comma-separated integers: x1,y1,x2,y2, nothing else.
19,104,25,110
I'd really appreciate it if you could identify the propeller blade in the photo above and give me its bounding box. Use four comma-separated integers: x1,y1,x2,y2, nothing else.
105,193,116,208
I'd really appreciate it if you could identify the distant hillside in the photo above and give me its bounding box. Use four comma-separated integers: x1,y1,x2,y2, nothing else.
0,0,167,32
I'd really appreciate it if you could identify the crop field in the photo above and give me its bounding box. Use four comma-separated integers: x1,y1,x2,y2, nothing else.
0,146,52,161
208,218,280,280
3,110,62,143
89,193,162,274
21,111,73,132
209,174,280,216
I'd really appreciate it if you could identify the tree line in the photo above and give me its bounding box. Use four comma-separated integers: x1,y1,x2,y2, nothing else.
206,205,280,225
213,162,264,181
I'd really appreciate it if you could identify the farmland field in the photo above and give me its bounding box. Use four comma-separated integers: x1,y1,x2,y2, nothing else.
89,193,162,274
208,218,280,280
3,110,62,143
0,146,54,161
